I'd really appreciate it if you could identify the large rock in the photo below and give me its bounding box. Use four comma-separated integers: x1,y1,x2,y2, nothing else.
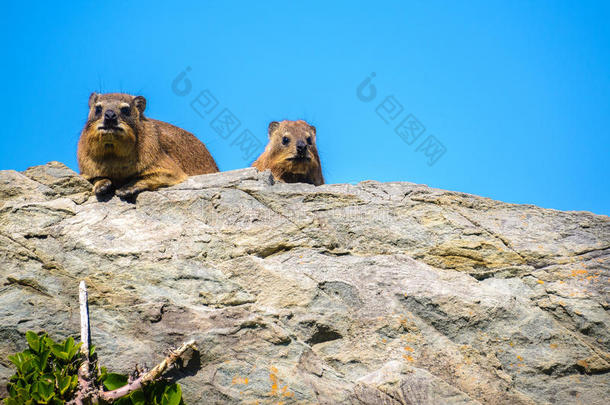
1,161,608,404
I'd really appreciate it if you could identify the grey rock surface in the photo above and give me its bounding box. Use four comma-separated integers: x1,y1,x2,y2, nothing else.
1,161,608,404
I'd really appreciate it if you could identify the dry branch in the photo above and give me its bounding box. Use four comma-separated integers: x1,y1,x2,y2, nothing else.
71,281,94,405
99,340,197,403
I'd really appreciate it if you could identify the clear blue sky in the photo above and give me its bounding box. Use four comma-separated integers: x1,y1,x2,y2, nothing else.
1,1,608,215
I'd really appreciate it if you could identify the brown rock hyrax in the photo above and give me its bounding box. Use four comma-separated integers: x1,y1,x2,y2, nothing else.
78,92,218,198
253,120,324,186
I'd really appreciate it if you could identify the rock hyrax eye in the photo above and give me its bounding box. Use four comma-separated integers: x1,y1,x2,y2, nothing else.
94,105,102,115
306,136,312,145
120,106,131,116
282,136,290,145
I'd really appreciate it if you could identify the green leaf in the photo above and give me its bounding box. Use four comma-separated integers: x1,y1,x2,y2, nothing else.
25,332,40,353
68,342,82,361
57,375,71,395
103,373,128,391
8,352,35,376
38,348,51,372
32,380,55,403
130,390,146,405
7,383,18,397
50,344,69,361
161,384,181,405
69,375,79,391
18,386,31,399
63,337,74,353
147,383,163,405
37,381,55,403
43,335,57,348
39,333,49,349
60,337,82,361
40,373,55,385
97,366,108,383
30,357,43,373
8,352,31,369
7,354,20,369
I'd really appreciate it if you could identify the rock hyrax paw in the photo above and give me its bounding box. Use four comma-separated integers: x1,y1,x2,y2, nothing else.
93,179,113,196
115,186,141,199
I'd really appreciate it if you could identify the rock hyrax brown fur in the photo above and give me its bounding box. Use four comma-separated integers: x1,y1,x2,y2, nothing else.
253,120,324,186
78,92,218,198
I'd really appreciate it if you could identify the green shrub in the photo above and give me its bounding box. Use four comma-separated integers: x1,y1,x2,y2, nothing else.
3,331,183,405
4,331,80,404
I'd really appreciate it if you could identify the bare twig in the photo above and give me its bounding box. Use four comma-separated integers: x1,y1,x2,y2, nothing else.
79,281,91,354
70,281,96,405
99,340,197,402
66,282,93,404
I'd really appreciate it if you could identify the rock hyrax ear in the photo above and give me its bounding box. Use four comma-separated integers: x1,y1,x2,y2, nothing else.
88,92,98,109
268,121,280,137
133,95,146,114
309,124,316,136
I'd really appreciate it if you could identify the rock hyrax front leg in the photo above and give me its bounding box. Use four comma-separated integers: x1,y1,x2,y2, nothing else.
115,168,187,199
92,178,113,196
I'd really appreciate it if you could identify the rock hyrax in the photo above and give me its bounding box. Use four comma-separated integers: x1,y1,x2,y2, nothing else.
253,120,324,186
78,92,218,198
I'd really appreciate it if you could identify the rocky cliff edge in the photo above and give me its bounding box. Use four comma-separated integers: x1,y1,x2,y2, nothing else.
1,162,608,404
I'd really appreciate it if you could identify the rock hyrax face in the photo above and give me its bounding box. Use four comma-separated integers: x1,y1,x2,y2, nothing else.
268,120,318,174
83,93,146,158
